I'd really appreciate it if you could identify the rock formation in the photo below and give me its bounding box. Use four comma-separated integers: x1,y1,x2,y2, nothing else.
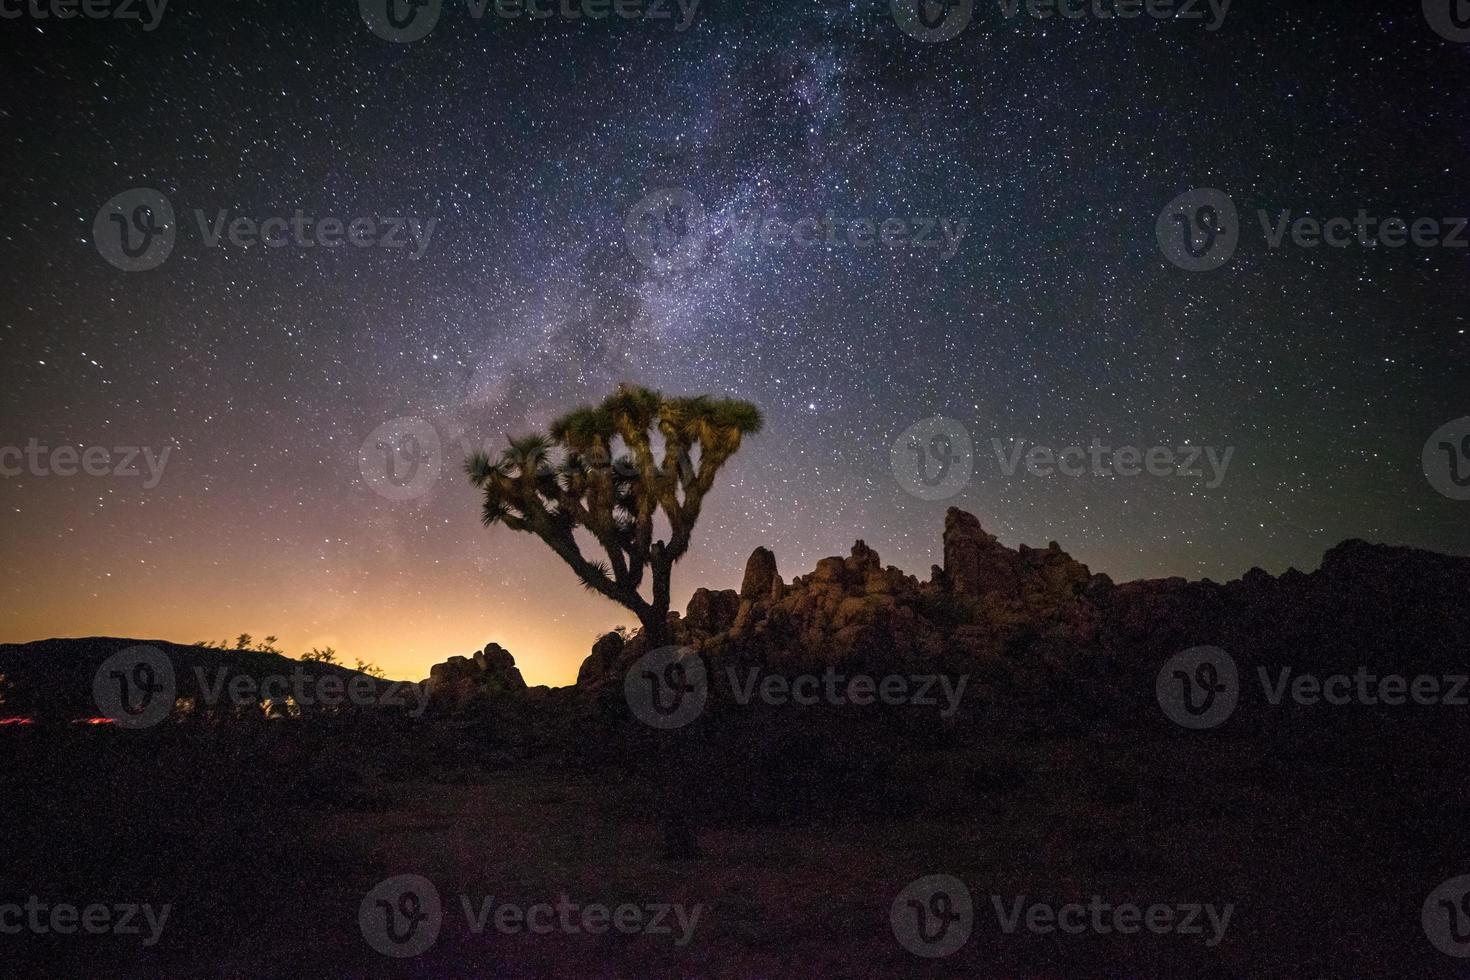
576,630,624,687
418,507,1470,735
740,546,780,600
425,642,527,711
683,588,742,636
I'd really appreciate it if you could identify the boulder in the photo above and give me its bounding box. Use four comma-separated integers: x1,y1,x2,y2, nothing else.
685,588,742,635
576,631,625,687
812,557,848,585
740,547,779,601
479,643,527,693
425,642,526,711
845,540,882,577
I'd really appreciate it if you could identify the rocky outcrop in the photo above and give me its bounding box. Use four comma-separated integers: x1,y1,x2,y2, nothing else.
684,588,742,635
740,547,780,601
576,631,625,687
705,540,931,670
542,508,1470,735
943,507,1091,608
425,642,526,711
560,512,1110,689
942,508,1009,596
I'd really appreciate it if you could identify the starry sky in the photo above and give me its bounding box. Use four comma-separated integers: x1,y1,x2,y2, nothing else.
2,0,1467,685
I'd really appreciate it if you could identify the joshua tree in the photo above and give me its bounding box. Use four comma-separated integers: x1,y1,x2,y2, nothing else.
466,384,763,650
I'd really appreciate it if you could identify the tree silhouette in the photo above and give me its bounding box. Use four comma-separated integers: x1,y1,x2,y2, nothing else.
466,383,762,649
301,646,339,665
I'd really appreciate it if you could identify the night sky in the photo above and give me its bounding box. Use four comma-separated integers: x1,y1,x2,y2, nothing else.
2,0,1467,685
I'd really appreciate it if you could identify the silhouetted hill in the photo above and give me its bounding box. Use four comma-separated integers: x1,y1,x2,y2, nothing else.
0,637,411,722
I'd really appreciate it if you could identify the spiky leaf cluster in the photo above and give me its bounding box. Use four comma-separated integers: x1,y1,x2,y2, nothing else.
466,384,762,620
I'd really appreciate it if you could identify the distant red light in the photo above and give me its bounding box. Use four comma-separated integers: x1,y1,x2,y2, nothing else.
0,717,119,726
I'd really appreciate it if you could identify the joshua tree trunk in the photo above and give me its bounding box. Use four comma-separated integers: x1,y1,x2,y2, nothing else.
637,611,671,651
639,545,674,650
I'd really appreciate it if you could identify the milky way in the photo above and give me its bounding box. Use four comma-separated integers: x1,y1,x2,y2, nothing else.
2,0,1467,683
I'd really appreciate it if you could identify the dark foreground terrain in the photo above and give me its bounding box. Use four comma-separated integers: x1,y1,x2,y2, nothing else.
4,717,1468,978
5,511,1470,977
